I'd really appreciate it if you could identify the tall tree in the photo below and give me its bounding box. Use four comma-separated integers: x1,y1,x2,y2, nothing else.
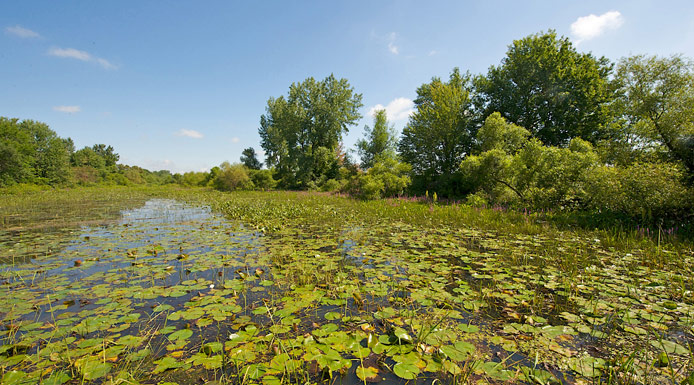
613,54,694,177
91,144,119,168
240,147,263,170
399,68,478,177
475,30,613,146
357,109,397,169
259,74,363,187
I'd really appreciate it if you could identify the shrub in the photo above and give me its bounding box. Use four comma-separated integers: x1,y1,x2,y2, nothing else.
213,162,253,191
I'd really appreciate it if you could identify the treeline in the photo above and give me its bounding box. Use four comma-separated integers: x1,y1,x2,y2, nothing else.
1,117,179,187
249,30,693,226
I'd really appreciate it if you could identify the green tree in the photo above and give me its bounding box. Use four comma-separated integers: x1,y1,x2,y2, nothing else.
613,54,694,177
0,118,72,185
357,109,397,169
259,74,363,188
72,147,106,170
399,68,477,195
476,30,613,146
240,147,263,170
91,144,119,168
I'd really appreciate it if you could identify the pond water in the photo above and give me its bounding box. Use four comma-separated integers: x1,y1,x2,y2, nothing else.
1,198,692,384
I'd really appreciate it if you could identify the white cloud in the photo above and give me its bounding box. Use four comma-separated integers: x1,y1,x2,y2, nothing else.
428,50,438,56
47,47,118,70
48,47,91,61
387,32,399,55
368,97,414,121
5,25,41,38
231,137,240,143
176,129,204,139
96,57,118,70
570,11,624,44
53,105,81,113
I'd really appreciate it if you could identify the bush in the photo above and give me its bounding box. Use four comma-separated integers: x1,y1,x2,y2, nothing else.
213,162,254,191
585,162,693,222
249,169,276,190
347,158,411,200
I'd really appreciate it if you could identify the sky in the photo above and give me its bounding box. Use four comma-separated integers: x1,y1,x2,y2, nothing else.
2,1,694,173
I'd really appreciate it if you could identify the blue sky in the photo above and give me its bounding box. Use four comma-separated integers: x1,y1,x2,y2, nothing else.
2,1,693,173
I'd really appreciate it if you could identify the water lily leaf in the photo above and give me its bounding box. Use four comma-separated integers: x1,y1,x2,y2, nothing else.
168,329,193,342
1,371,30,385
153,356,188,374
458,323,480,333
569,355,605,377
650,340,690,355
393,362,419,379
75,357,112,380
356,365,379,382
324,311,341,320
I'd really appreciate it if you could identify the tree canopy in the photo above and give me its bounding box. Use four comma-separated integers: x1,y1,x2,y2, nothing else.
259,74,363,188
399,68,477,177
240,147,263,170
476,30,613,146
356,109,398,169
613,54,694,177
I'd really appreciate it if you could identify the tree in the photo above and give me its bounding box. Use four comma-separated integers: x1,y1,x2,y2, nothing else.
72,147,106,170
398,68,478,194
240,147,263,170
476,30,613,146
357,109,397,169
259,74,363,188
613,54,694,177
91,144,119,168
0,118,71,185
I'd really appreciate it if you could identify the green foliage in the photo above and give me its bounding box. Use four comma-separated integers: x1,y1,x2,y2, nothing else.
72,147,106,170
399,68,477,179
0,117,72,186
180,171,208,187
461,114,600,209
476,112,531,153
348,157,411,200
249,169,276,190
585,162,693,222
213,162,253,191
476,30,613,146
357,109,397,169
613,54,694,176
240,147,263,170
259,75,363,188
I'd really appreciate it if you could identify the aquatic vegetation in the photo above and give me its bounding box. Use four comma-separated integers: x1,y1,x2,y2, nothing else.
0,188,692,384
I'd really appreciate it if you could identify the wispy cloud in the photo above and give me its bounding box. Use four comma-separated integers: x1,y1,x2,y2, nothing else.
231,137,240,143
5,25,41,38
571,11,624,44
53,105,81,113
47,47,118,70
428,50,438,56
368,97,414,121
387,32,399,55
176,129,204,139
